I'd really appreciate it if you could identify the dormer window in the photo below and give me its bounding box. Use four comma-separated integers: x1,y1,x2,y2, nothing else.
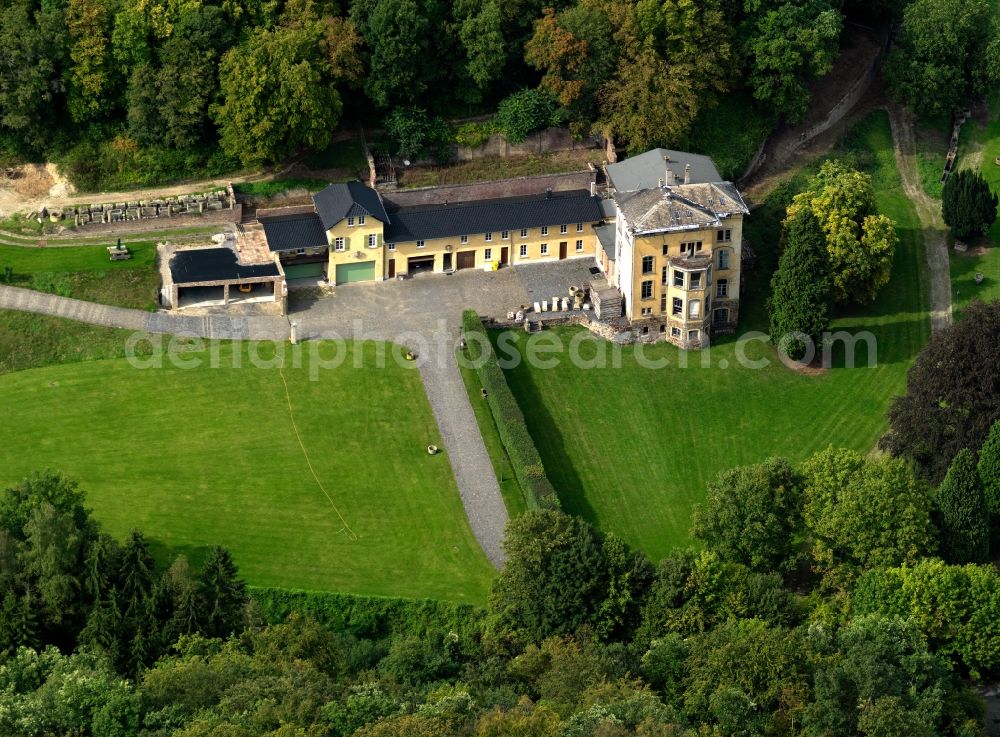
347,216,355,226
461,235,469,244
358,214,366,225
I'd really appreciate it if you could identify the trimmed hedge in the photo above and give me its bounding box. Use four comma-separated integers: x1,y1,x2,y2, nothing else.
461,310,561,511
249,587,483,640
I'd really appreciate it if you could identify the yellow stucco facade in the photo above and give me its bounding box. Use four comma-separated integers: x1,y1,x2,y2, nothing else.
323,217,596,284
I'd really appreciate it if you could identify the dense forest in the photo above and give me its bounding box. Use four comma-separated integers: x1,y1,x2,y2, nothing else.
2,0,994,190
4,303,1000,737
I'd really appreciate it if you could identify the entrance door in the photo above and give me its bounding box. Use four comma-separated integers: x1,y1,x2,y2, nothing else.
500,246,509,266
387,259,395,278
443,253,453,271
559,241,568,260
456,250,475,270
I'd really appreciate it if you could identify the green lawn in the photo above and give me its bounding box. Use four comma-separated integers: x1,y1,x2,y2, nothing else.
497,111,930,559
0,309,153,375
457,354,528,517
951,88,1000,312
0,341,495,602
0,241,159,309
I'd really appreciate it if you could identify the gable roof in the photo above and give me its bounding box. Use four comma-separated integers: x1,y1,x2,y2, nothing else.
312,181,390,230
613,182,749,235
383,190,602,243
260,213,328,252
169,247,280,284
606,149,722,192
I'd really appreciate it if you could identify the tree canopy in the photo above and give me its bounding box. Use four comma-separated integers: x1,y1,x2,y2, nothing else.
885,0,1000,117
882,299,1000,480
942,169,999,241
769,207,835,359
786,161,897,304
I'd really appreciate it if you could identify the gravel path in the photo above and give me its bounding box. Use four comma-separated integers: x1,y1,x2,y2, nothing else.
887,104,953,332
417,330,509,567
0,284,290,340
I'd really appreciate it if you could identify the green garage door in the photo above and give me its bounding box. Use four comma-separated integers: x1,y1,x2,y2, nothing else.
336,261,376,284
283,262,326,279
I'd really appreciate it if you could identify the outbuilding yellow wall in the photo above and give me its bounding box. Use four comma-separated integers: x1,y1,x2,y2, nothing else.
325,217,387,283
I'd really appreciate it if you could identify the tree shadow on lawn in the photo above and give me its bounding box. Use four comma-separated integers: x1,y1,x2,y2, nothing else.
500,362,597,525
146,537,215,572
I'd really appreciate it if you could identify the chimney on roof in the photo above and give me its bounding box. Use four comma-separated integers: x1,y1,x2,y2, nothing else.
658,177,664,188
665,168,674,187
684,163,691,185
545,188,552,199
590,181,595,196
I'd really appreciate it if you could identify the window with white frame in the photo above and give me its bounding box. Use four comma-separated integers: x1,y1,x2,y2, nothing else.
689,300,701,318
416,240,425,248
541,225,548,236
485,232,493,242
520,227,528,238
519,244,528,257
540,243,549,255
387,242,396,251
672,297,683,315
502,230,510,240
358,214,366,225
296,248,306,255
716,279,729,298
347,216,355,226
484,248,492,260
576,222,584,232
718,249,730,270
367,234,377,247
690,272,702,288
673,270,684,288
575,239,583,251
641,307,652,316
717,228,731,242
334,237,345,251
460,235,469,244
560,224,568,234
671,326,681,337
641,280,653,299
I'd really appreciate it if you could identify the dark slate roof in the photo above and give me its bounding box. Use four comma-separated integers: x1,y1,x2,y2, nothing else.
260,213,328,252
313,181,390,230
169,248,280,284
383,190,602,243
595,224,616,261
606,148,722,192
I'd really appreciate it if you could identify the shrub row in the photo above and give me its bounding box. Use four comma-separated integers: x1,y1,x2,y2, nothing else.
249,587,483,640
461,310,561,511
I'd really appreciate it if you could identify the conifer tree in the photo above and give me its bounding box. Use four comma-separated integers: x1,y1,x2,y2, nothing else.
938,449,990,563
769,208,834,359
942,169,998,241
978,420,1000,517
199,547,247,638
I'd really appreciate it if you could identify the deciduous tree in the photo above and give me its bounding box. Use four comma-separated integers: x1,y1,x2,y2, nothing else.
786,161,897,304
741,0,842,121
882,299,1000,480
801,447,936,584
885,0,1000,117
213,20,344,165
691,458,804,572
